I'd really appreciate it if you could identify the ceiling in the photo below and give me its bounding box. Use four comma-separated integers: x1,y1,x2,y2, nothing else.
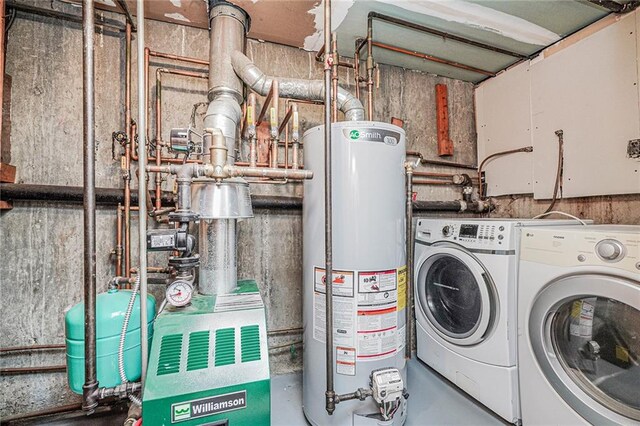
89,0,626,83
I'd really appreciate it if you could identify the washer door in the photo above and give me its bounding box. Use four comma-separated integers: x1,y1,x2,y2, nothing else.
416,245,496,346
530,274,640,424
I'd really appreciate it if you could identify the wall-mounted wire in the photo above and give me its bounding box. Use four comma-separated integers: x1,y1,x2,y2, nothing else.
532,210,588,225
544,130,564,213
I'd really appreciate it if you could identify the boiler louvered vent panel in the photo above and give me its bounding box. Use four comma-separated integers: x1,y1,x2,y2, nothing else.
241,325,261,363
215,327,236,366
186,330,210,371
157,333,183,376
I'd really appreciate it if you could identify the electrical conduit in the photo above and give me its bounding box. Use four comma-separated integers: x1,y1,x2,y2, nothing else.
118,275,142,406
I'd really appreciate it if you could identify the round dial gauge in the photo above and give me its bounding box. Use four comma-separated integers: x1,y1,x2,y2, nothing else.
166,280,193,307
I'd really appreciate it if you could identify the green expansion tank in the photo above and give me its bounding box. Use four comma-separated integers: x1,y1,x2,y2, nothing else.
65,288,156,394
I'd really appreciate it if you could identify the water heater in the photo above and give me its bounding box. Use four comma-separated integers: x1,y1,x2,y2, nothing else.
302,122,408,425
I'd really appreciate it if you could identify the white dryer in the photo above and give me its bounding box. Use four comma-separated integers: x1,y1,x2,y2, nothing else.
518,225,640,425
414,218,587,424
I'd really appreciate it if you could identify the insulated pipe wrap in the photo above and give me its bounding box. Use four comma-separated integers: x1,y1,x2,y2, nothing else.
231,51,365,121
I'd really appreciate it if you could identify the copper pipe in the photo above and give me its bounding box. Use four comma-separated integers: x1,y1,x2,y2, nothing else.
412,179,458,186
278,105,294,137
290,98,323,106
116,202,123,276
271,80,279,168
144,47,150,143
315,43,325,63
148,156,202,164
331,33,339,122
159,68,208,79
228,166,312,180
406,151,478,170
130,266,172,274
0,344,65,353
235,161,290,169
247,93,257,168
354,39,361,100
152,68,207,211
155,68,163,211
149,206,176,217
256,82,275,126
1,365,66,375
280,102,294,169
284,123,289,169
366,16,374,121
283,105,291,169
413,171,456,178
315,43,354,69
130,122,138,161
1,0,5,153
478,146,533,198
124,22,132,278
367,12,526,60
148,49,208,66
371,41,496,77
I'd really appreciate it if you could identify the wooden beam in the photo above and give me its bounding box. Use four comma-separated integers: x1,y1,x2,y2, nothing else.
0,162,16,183
391,117,405,128
436,84,453,157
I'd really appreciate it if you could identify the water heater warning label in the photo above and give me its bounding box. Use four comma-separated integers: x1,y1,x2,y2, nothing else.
313,266,403,363
357,306,398,361
336,346,356,376
313,268,355,348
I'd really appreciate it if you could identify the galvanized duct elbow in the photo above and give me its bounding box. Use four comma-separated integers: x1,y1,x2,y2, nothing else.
231,51,365,121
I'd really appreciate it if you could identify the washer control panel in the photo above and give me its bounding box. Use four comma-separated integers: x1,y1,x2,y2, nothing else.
595,239,626,262
434,222,507,247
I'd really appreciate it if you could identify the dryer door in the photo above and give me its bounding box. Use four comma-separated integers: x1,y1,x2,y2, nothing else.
530,274,640,425
416,245,496,346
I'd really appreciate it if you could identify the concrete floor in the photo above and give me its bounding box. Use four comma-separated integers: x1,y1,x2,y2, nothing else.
272,358,507,426
8,358,506,425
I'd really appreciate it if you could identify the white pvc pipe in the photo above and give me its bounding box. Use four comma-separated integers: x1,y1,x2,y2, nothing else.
136,0,148,392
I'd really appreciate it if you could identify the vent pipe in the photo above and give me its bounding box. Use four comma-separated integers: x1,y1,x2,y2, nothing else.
204,0,250,164
231,51,365,121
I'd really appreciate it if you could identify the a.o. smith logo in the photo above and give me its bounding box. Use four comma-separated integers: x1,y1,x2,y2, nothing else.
343,128,399,145
172,390,247,422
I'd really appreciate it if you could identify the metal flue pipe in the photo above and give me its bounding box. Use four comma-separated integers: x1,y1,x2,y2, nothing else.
323,0,335,417
82,0,98,413
231,51,364,121
136,0,149,390
203,1,249,164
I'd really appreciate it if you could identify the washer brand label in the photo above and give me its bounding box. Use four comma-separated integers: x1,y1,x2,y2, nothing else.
343,128,399,145
171,391,246,422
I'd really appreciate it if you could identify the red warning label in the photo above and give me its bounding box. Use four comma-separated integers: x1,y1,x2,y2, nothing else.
357,305,398,361
336,346,356,376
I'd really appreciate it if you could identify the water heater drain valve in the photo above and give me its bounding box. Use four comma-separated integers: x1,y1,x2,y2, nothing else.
370,368,409,420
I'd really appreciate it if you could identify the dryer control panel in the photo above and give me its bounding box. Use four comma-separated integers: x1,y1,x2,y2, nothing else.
519,225,640,272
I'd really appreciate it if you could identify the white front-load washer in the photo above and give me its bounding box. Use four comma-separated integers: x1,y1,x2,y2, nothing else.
518,225,640,425
414,218,588,424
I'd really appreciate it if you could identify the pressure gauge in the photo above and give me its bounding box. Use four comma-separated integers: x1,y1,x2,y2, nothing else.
166,280,194,307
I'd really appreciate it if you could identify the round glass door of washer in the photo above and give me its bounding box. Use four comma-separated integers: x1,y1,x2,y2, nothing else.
417,248,495,346
551,297,640,421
